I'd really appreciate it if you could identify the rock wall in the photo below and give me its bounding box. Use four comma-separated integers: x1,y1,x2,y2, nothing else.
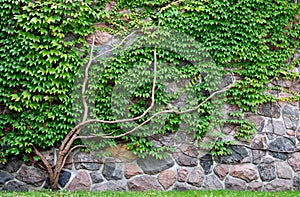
1,100,300,192
1,30,300,192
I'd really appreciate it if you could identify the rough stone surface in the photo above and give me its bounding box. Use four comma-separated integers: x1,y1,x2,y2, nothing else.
59,170,71,187
214,164,229,180
247,181,263,191
225,177,247,190
268,137,295,160
288,152,300,172
293,173,300,190
173,183,199,191
124,163,143,179
251,134,267,149
245,114,265,132
158,170,176,190
105,144,138,162
149,133,176,148
177,167,189,182
230,164,259,183
199,154,213,174
102,158,124,180
266,120,286,136
252,150,266,164
173,145,198,166
282,105,299,130
203,175,223,190
67,171,91,191
174,130,195,145
0,157,22,173
128,175,162,191
74,152,101,171
187,167,204,187
16,166,46,186
264,179,292,191
91,180,126,191
86,31,112,45
90,172,104,184
217,146,249,164
137,155,174,175
0,170,12,184
258,158,276,182
276,161,292,179
3,181,28,192
257,102,281,118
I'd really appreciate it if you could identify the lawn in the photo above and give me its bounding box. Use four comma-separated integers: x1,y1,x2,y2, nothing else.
1,190,300,197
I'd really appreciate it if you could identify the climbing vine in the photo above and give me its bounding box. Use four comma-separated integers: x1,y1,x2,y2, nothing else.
0,0,299,166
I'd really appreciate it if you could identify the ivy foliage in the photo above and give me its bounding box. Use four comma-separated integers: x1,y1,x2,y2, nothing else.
0,0,299,163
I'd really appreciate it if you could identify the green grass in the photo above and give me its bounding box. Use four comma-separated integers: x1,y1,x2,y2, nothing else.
1,190,300,197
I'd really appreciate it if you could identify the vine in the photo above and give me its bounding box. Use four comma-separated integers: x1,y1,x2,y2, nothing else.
0,0,299,177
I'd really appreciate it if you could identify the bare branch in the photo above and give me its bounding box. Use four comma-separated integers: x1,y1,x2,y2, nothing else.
77,83,233,140
33,145,54,180
82,35,96,122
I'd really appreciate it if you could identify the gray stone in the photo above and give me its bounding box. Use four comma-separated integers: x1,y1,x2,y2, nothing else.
293,173,300,190
90,172,104,184
59,170,71,187
91,180,126,191
177,167,189,182
264,179,292,191
67,171,91,191
173,183,199,191
174,130,195,145
173,144,198,166
268,137,295,160
203,175,223,190
257,102,281,118
74,152,101,171
149,133,175,148
258,158,276,182
0,157,22,173
247,181,263,191
276,161,292,179
288,152,300,172
199,154,213,174
252,150,266,164
283,105,299,130
230,164,259,183
0,170,12,184
137,155,174,175
187,167,204,187
102,158,124,180
43,178,50,189
158,170,176,190
217,145,249,164
251,134,267,149
3,181,28,192
214,164,229,180
225,177,247,190
16,166,46,186
128,175,162,191
266,120,286,136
